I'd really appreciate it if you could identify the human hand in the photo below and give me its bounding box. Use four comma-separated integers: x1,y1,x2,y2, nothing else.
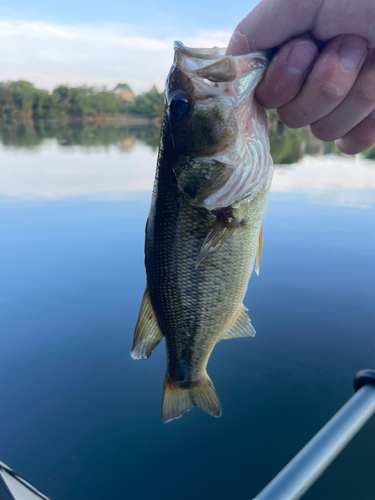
227,0,375,154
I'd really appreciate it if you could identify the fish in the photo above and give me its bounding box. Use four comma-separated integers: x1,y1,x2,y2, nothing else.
131,41,273,423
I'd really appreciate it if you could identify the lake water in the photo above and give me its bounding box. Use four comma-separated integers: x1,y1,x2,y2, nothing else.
0,122,375,500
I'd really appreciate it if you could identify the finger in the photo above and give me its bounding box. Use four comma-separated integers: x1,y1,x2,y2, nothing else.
277,35,368,128
310,50,375,141
255,38,318,109
335,110,375,154
226,0,375,55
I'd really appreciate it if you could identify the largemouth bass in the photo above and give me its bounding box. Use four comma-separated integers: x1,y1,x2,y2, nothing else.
131,41,273,423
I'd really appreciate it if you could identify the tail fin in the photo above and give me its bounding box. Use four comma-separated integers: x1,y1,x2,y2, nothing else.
161,373,222,423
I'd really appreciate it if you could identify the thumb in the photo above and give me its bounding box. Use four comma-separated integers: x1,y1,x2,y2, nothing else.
227,0,322,55
227,0,375,56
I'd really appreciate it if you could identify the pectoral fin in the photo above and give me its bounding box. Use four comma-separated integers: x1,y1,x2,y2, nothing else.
196,216,239,268
255,224,263,276
221,304,256,340
131,287,163,360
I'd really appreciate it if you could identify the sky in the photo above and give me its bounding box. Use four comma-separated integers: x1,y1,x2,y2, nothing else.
0,0,259,93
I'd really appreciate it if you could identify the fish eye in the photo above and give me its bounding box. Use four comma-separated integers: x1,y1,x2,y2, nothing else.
169,95,190,120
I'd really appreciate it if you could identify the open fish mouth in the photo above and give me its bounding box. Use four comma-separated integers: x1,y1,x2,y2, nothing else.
172,40,269,88
173,40,268,66
168,42,273,211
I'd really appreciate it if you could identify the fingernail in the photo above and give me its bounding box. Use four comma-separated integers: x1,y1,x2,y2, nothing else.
286,41,318,77
338,35,367,71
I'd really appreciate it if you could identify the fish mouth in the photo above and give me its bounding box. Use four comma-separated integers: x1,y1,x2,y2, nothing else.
172,41,269,86
170,41,273,211
174,41,227,60
174,40,270,63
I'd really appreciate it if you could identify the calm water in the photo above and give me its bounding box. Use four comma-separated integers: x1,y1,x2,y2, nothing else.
0,123,375,500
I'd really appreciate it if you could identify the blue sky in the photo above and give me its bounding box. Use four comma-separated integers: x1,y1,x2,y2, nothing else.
0,0,257,34
0,0,259,92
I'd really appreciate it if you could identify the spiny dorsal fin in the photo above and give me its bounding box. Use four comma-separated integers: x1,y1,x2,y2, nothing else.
255,224,263,276
221,304,256,340
162,372,222,423
131,287,163,360
196,216,239,268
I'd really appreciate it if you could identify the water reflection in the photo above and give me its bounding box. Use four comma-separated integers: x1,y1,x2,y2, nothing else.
2,118,375,163
1,121,375,208
0,123,375,500
0,119,341,159
0,120,160,151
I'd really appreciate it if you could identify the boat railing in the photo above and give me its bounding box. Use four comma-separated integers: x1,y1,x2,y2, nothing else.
252,369,375,500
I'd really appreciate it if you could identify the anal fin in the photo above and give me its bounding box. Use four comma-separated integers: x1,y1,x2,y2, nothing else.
221,304,256,340
131,287,163,360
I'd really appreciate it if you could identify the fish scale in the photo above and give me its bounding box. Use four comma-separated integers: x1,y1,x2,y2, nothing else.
131,42,273,422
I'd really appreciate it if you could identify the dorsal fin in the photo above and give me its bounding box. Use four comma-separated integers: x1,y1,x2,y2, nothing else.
221,304,256,340
255,224,263,276
131,287,163,360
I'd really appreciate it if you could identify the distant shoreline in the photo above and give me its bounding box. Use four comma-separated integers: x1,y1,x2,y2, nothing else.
68,115,161,126
0,81,164,123
0,115,161,126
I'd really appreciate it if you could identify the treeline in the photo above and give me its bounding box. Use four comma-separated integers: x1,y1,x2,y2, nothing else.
0,81,164,120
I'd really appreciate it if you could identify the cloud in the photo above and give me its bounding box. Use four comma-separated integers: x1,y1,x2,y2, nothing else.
0,20,231,93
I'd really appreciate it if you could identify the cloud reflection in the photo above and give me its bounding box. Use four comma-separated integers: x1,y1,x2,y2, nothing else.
0,140,156,200
272,155,375,209
1,140,375,208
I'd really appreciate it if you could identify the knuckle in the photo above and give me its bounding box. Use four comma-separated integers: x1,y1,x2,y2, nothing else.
257,78,299,110
339,127,375,154
255,85,280,109
350,81,375,107
277,107,305,128
254,87,269,108
310,121,338,142
314,78,346,103
336,142,355,155
353,128,375,149
336,140,360,155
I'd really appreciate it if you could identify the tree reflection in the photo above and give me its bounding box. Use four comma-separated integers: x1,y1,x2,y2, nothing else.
0,120,160,151
0,118,374,161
